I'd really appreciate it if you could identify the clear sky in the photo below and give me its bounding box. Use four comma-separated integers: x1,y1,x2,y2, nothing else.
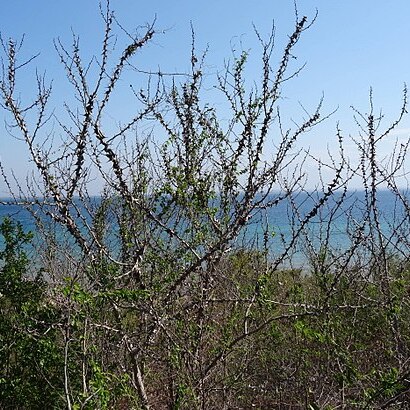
1,0,410,192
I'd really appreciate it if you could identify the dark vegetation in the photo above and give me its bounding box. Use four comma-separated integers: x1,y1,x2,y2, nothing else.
1,2,410,408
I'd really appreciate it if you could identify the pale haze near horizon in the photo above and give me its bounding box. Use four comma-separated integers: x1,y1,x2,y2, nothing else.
1,0,410,195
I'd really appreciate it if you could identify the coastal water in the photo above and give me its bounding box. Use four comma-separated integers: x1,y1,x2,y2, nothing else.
0,190,408,268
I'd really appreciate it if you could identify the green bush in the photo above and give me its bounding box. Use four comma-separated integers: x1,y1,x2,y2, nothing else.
0,217,64,409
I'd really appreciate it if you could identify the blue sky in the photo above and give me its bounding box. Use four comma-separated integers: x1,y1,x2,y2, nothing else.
1,0,410,192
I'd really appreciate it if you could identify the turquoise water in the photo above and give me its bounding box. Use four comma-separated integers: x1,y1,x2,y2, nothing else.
0,190,408,267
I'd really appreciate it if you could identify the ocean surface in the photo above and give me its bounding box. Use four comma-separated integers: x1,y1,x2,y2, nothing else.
0,190,408,268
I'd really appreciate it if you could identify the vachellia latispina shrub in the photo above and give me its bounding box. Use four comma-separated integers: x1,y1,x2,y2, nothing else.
1,2,410,408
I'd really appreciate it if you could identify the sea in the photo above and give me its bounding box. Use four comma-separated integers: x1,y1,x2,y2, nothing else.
0,190,408,269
